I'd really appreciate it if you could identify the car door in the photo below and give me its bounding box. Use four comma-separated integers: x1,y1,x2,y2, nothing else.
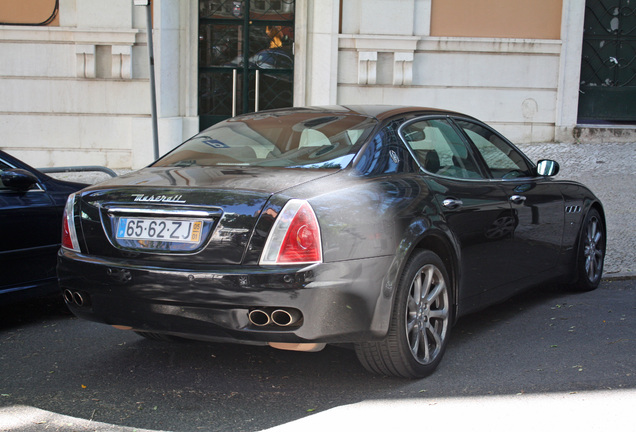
399,117,516,312
452,118,564,287
0,158,60,295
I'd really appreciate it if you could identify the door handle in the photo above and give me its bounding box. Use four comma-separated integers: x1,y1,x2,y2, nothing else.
442,198,463,210
509,195,527,205
255,70,260,112
231,69,237,117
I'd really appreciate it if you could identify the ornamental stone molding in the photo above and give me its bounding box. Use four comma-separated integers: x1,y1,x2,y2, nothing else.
112,45,132,79
340,34,419,86
0,26,137,79
357,51,377,85
75,44,96,78
72,29,136,79
393,52,414,86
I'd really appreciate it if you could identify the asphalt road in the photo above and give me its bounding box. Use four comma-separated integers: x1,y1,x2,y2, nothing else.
1,280,634,432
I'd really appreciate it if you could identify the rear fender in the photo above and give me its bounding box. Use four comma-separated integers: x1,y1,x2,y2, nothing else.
382,218,460,325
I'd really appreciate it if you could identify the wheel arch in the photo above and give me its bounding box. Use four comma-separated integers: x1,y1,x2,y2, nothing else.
410,231,460,324
572,200,606,282
575,200,606,254
590,201,606,227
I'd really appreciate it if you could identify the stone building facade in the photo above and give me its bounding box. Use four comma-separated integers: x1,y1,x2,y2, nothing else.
0,1,631,169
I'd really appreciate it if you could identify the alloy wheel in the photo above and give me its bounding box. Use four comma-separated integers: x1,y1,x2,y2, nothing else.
405,264,450,365
583,215,604,283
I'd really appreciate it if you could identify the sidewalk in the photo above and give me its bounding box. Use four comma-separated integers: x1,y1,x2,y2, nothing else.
262,389,636,432
517,141,635,279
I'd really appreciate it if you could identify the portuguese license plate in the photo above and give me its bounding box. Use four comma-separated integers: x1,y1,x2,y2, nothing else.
116,218,203,243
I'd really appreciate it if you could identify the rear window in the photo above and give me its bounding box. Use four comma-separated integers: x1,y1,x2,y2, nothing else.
153,111,377,169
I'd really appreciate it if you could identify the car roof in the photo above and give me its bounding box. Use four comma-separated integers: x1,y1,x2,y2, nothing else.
241,105,476,122
340,105,469,121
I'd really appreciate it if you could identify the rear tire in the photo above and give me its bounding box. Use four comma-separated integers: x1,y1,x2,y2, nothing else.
571,208,605,291
355,250,453,378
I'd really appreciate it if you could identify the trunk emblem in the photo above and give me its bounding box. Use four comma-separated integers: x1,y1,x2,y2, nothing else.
132,194,186,204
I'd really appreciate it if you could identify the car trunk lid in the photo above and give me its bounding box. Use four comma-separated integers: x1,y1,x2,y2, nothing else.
75,166,334,265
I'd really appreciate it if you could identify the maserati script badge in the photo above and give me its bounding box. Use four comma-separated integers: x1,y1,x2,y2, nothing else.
131,194,187,204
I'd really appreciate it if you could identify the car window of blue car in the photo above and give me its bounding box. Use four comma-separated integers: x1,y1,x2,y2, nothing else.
455,119,533,179
0,159,11,190
400,118,483,180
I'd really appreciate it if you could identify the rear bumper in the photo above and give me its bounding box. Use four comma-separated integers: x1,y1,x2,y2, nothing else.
57,249,395,344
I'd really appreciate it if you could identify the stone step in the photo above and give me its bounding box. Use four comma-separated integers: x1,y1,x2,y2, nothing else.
573,124,636,143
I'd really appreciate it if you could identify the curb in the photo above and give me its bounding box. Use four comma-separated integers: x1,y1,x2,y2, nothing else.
602,272,636,281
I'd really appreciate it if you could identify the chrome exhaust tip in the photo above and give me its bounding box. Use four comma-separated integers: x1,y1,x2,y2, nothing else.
63,289,90,307
271,309,301,327
72,291,85,307
248,309,271,326
63,289,74,304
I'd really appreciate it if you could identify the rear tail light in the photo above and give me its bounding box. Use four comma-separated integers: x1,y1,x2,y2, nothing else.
260,199,322,265
62,193,81,252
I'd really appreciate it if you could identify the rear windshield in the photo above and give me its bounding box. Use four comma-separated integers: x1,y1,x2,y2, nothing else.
153,111,377,169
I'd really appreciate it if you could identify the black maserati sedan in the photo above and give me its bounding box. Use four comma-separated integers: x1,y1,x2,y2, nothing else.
1,150,86,304
57,106,605,378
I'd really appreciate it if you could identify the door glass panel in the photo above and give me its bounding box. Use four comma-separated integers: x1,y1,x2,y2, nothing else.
400,118,483,179
455,120,532,179
247,23,294,112
200,0,245,19
199,24,243,68
250,0,295,20
199,69,241,118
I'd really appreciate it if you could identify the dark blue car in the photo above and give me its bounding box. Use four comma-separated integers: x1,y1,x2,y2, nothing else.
0,150,86,304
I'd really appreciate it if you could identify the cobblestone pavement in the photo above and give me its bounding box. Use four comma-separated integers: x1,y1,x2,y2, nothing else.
49,141,635,278
517,142,635,277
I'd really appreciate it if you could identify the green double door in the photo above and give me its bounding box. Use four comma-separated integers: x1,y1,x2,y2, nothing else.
198,0,295,130
579,0,636,122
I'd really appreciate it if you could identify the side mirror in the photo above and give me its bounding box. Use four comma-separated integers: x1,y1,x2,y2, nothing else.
1,169,40,191
536,159,560,177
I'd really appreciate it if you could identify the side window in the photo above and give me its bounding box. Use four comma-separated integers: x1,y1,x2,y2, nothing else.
355,120,417,176
455,119,532,179
400,118,483,179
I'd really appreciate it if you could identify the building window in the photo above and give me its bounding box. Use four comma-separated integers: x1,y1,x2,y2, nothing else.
0,0,59,26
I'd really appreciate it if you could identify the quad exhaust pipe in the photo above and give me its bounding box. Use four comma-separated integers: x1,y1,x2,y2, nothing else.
248,308,302,327
63,289,91,307
248,308,322,352
271,309,301,326
248,309,272,326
